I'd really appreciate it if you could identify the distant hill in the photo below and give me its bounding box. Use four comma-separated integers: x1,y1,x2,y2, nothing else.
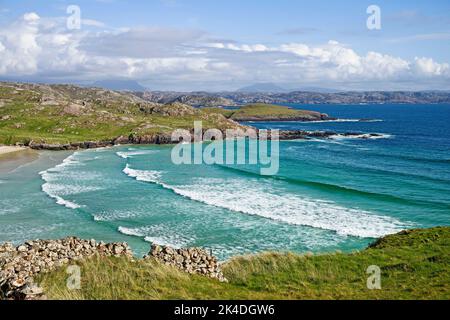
92,80,147,92
237,83,338,93
290,86,339,93
237,83,288,93
137,90,450,106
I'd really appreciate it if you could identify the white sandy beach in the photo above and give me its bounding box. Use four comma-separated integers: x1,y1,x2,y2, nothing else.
0,146,28,156
0,146,39,174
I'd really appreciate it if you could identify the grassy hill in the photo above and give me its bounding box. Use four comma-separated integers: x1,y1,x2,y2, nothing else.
204,103,330,122
0,82,243,145
37,227,450,300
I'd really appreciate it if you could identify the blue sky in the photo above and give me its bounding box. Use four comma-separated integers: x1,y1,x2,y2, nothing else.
0,0,449,90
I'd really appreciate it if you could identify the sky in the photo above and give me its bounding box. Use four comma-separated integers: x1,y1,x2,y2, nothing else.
0,0,449,91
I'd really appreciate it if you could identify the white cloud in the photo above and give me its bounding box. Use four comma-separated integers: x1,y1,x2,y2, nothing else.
0,12,449,90
23,12,40,22
414,57,450,76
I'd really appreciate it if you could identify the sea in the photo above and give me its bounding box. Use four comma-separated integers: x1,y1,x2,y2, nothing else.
1,104,449,260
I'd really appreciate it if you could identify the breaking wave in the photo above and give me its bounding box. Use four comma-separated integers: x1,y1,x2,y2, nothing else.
122,164,408,238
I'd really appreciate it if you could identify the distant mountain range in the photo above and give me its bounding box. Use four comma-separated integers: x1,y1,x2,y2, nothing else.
76,80,450,106
135,90,450,106
237,83,289,93
92,80,147,91
237,83,338,93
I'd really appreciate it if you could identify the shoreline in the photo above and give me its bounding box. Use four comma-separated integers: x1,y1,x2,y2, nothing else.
0,147,39,174
0,146,28,157
13,129,387,152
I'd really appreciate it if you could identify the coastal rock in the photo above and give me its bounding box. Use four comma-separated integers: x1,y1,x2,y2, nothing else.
62,104,85,116
29,140,114,151
273,130,385,141
0,237,132,300
146,245,227,282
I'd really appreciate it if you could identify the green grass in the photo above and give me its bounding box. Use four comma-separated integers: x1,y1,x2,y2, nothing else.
37,227,450,300
202,104,324,121
0,83,241,145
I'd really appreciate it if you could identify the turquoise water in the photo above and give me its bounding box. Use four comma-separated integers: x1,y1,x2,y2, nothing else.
1,104,449,260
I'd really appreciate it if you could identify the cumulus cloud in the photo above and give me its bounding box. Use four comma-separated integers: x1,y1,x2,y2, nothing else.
414,57,450,76
0,12,449,90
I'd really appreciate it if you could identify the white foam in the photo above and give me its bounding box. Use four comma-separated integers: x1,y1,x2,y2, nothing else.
299,119,384,123
329,133,392,140
123,164,162,183
118,225,192,248
94,210,140,222
41,183,82,209
168,179,407,238
116,150,158,159
143,236,185,249
39,153,84,210
118,226,145,237
122,165,408,238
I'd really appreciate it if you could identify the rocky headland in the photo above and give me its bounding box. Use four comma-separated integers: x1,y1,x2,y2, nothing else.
23,129,386,151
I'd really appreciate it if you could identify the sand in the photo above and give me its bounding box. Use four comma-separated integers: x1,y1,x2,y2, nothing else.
0,146,28,156
0,146,39,174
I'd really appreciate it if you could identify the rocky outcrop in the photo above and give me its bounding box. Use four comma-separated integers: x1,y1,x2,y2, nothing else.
62,103,85,116
275,130,385,140
138,101,197,117
146,245,227,283
26,129,385,150
232,112,333,122
0,237,132,300
1,237,229,300
29,140,115,151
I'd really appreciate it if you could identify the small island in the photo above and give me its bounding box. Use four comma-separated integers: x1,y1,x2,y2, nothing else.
203,103,333,122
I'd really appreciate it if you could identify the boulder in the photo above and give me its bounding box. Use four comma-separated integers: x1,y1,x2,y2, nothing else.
146,244,227,282
0,237,133,300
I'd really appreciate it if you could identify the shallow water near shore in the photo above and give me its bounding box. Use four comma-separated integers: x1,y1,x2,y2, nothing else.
0,104,449,260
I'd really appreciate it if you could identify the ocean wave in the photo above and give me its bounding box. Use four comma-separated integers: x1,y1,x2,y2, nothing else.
329,133,392,140
123,165,162,182
122,164,408,238
116,150,159,159
118,226,193,248
300,119,383,123
42,185,82,209
217,164,450,210
94,210,141,222
118,226,145,237
39,153,84,210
